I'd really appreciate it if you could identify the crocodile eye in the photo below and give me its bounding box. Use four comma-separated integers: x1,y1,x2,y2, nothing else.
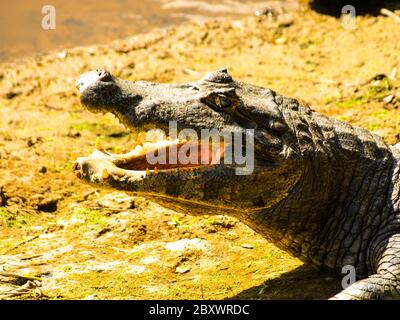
216,95,232,109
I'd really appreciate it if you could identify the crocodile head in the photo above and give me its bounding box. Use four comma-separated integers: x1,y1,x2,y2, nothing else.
74,69,307,217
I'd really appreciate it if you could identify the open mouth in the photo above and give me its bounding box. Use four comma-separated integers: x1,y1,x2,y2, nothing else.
73,135,227,180
108,138,225,171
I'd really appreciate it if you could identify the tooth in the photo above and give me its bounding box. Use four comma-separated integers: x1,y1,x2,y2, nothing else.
134,145,143,154
102,168,109,179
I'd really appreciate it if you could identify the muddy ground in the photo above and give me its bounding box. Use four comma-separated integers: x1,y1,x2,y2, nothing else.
0,2,399,299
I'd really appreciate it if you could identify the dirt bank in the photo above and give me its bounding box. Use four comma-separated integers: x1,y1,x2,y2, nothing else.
0,4,399,299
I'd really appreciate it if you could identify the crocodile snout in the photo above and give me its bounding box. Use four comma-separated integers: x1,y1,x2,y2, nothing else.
75,69,113,93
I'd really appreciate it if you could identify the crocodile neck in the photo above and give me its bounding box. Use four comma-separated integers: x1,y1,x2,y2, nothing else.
242,100,397,274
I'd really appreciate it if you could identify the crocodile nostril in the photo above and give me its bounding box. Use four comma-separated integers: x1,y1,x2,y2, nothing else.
97,69,113,82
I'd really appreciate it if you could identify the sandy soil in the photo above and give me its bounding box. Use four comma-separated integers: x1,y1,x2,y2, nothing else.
0,2,399,299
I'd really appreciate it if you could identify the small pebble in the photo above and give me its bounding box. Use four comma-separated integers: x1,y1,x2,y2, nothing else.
175,266,191,274
37,198,59,212
39,166,47,174
275,37,287,44
4,91,20,99
383,94,394,104
57,51,67,59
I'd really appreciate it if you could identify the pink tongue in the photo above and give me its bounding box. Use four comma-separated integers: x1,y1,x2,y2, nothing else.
118,141,225,171
199,142,225,165
152,141,225,168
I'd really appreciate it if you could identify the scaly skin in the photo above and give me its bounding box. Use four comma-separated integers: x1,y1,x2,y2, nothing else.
73,69,400,299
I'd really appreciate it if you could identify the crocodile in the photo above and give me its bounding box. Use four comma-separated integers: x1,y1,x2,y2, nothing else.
73,68,400,300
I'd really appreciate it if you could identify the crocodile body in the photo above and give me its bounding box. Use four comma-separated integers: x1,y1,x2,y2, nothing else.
74,69,400,299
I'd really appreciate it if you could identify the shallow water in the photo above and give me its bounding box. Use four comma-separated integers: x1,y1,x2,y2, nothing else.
0,0,290,62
